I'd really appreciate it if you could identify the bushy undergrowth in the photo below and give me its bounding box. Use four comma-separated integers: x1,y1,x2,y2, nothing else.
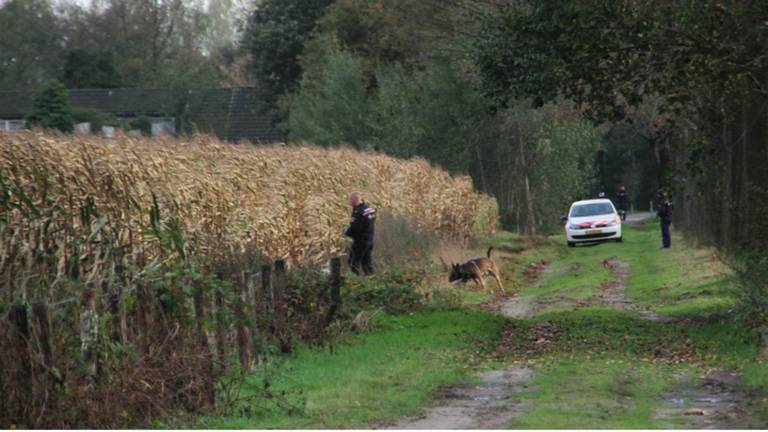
729,251,768,356
370,210,438,271
345,269,425,314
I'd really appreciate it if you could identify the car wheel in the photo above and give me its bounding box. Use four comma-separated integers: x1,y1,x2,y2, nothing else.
615,237,623,243
567,241,575,247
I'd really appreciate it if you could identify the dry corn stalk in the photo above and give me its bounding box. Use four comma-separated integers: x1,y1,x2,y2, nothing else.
0,131,497,301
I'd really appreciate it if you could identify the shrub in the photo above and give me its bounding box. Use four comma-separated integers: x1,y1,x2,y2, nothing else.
345,268,425,314
128,116,153,136
25,80,74,133
370,210,438,272
71,107,119,131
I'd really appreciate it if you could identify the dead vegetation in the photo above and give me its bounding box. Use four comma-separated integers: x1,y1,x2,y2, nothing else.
0,131,497,428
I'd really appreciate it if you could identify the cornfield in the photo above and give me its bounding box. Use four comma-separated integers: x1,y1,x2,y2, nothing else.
1,131,497,303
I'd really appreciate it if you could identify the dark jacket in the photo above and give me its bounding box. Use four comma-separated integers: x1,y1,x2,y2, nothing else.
616,191,629,210
657,199,673,222
345,202,376,244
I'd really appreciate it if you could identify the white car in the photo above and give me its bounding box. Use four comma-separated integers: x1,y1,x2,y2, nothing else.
563,199,622,247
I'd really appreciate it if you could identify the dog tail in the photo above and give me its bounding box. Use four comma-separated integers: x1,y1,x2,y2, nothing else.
487,246,494,258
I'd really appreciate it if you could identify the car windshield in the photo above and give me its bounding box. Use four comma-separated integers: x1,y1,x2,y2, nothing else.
571,203,614,217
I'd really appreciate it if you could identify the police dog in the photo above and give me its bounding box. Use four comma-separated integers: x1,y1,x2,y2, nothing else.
448,247,503,292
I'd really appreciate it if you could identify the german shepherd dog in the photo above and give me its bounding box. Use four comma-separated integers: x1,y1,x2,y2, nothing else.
448,247,503,291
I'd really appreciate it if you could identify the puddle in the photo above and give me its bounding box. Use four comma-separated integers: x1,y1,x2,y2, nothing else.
656,370,753,428
389,366,535,429
694,395,723,404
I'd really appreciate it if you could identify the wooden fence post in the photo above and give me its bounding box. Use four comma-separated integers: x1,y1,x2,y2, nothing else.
135,282,152,356
326,257,342,324
273,260,286,329
9,304,32,426
192,286,215,406
273,260,286,320
260,264,272,322
80,289,98,379
234,271,251,372
247,270,263,364
107,280,121,344
214,272,227,372
272,260,290,351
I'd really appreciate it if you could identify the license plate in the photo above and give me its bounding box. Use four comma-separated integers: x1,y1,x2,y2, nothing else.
586,229,603,235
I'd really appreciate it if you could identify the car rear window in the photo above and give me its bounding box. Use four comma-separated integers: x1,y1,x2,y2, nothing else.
570,203,614,217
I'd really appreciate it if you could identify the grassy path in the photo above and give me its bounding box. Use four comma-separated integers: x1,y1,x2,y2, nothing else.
196,217,766,429
197,310,504,428
491,219,763,428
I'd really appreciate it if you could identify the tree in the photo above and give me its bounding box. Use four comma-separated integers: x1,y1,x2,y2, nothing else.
243,0,335,102
0,0,62,90
60,0,224,89
25,81,74,133
287,49,372,147
475,0,768,120
371,59,486,172
62,49,122,89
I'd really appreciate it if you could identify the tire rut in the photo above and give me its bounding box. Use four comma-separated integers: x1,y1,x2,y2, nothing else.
388,367,535,429
657,369,753,429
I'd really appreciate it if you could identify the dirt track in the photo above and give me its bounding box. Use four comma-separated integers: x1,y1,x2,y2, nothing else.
388,367,535,429
390,212,753,429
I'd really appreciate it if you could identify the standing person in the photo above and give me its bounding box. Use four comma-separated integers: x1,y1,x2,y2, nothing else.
616,185,629,221
345,192,376,275
657,191,673,248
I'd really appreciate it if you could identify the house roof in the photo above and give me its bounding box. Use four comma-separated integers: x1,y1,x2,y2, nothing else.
0,87,283,143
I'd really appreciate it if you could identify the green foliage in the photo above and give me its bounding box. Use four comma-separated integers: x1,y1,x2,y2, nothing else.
479,103,602,233
62,48,122,88
244,0,334,101
474,0,768,121
371,60,486,171
25,80,74,133
301,0,416,85
128,116,153,137
199,309,504,428
71,107,118,131
730,251,768,329
288,49,372,147
0,0,62,90
345,268,425,314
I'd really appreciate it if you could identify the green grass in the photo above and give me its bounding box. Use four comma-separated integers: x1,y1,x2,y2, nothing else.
622,221,737,316
459,289,494,306
516,356,681,429
199,310,503,428
491,219,766,428
502,219,737,317
502,308,761,428
190,219,764,429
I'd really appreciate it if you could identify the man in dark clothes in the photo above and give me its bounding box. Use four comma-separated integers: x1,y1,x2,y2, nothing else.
345,192,376,275
657,191,673,248
616,185,629,220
